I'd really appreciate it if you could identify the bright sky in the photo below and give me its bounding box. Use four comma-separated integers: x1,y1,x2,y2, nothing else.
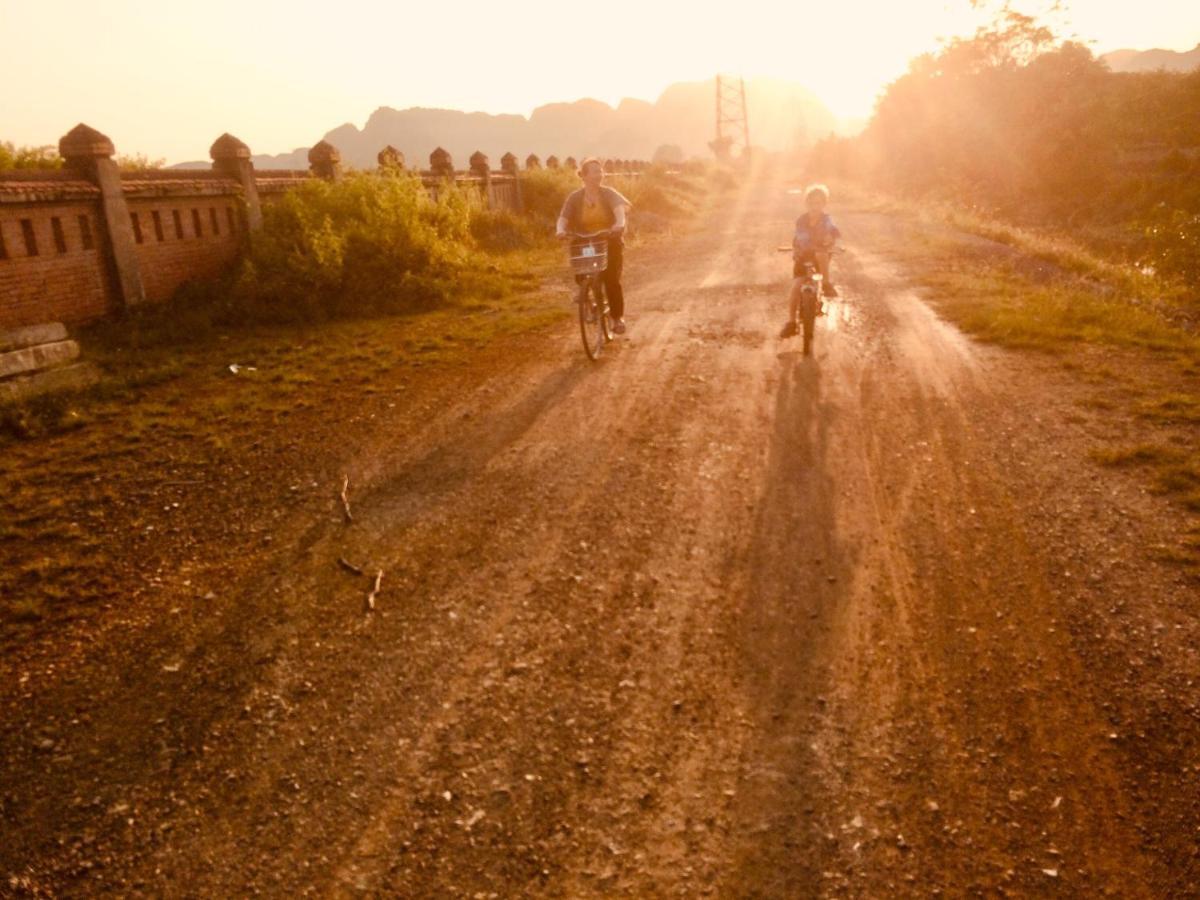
1,0,1196,163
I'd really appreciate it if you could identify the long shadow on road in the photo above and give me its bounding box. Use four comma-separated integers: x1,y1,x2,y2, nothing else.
721,351,854,897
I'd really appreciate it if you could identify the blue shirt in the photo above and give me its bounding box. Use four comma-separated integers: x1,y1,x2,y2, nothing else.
794,213,841,252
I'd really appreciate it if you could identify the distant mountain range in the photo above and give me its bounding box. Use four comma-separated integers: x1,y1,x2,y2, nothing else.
173,78,838,171
1102,43,1200,74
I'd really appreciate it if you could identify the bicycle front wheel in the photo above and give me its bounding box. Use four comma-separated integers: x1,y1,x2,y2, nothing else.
800,293,816,357
579,277,604,360
598,281,613,344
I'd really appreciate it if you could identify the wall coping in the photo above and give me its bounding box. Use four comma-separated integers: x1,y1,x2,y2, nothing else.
0,171,100,203
122,176,241,199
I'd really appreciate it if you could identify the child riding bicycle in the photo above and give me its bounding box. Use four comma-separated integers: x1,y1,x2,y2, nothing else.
780,184,841,339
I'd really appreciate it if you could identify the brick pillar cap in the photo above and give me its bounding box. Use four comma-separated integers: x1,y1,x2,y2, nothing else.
59,123,115,160
308,140,341,165
546,155,560,169
430,146,453,167
378,145,405,167
525,154,541,168
210,133,251,161
469,150,489,173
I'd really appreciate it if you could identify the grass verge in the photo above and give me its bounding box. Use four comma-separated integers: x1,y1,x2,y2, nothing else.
845,185,1199,558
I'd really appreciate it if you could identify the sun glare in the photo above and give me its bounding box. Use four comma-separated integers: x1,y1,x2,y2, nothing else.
0,0,1196,159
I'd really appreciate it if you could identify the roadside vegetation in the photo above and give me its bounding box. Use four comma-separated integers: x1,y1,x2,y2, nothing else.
805,8,1199,539
0,142,63,170
0,142,166,171
809,10,1200,287
808,7,1199,344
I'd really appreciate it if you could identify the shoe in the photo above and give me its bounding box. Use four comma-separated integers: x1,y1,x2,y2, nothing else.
613,318,627,335
823,284,839,298
779,320,798,339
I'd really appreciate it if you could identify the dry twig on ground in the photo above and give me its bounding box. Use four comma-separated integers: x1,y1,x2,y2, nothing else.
337,557,364,576
339,475,354,523
365,570,383,612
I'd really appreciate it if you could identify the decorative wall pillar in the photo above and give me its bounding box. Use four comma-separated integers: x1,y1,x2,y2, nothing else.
468,151,492,206
210,133,262,232
429,147,455,178
546,155,560,170
500,152,523,211
308,140,342,181
564,156,577,171
468,151,490,178
59,123,145,313
377,145,405,171
525,154,541,171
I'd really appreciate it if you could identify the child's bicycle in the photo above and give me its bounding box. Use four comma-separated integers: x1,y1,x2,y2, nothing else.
566,231,613,360
778,246,840,356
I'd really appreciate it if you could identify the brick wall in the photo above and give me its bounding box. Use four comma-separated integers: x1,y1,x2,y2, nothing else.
0,195,112,328
126,195,242,303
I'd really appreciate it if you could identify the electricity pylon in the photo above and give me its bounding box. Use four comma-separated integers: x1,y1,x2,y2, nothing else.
710,74,750,164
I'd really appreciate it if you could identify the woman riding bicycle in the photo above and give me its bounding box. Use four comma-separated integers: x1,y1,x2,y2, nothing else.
556,158,632,334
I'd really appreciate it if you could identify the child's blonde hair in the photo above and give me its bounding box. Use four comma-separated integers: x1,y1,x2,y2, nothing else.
805,184,830,203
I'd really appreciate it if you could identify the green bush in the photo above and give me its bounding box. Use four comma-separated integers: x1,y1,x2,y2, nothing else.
0,142,62,171
1142,208,1200,284
231,172,477,322
517,168,577,231
470,207,539,251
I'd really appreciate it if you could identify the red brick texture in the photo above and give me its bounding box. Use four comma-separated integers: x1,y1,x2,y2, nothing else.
0,202,112,329
0,173,251,328
127,196,242,304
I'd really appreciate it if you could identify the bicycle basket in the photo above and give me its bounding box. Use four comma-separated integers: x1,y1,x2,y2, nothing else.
569,237,609,275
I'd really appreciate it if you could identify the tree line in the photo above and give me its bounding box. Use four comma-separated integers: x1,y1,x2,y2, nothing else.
809,11,1200,282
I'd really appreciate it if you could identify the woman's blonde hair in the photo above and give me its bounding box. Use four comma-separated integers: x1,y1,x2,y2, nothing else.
578,157,603,177
805,183,831,203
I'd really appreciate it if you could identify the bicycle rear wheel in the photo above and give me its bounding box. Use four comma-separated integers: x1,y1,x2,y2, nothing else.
579,277,604,360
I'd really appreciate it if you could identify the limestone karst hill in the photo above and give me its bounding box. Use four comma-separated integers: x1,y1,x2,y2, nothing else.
1101,43,1200,74
173,77,838,169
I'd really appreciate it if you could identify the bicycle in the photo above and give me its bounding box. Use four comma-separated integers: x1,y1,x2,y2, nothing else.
566,230,613,360
778,245,839,356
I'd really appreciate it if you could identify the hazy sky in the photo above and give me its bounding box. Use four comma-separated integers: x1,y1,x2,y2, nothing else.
1,0,1196,163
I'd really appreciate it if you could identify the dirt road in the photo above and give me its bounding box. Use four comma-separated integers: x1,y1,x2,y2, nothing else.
3,173,1199,897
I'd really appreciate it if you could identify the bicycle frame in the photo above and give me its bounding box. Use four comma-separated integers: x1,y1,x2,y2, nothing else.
566,231,613,360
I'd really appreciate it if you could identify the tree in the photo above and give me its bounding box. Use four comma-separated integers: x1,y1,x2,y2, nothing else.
0,142,62,171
